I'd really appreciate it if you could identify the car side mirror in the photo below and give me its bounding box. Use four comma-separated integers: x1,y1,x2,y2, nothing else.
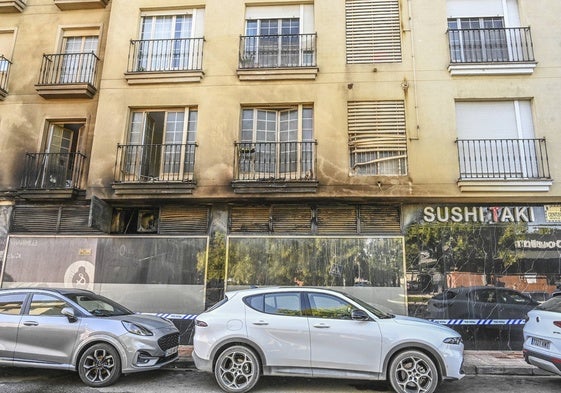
61,307,77,322
351,309,370,321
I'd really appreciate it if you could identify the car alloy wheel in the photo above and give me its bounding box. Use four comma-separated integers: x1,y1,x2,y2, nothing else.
78,343,121,387
214,345,260,393
388,350,439,393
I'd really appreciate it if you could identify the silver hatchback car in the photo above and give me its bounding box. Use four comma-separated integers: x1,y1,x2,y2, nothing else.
193,287,465,393
0,288,180,387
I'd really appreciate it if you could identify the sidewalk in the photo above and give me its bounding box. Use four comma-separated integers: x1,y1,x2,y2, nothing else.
168,346,553,376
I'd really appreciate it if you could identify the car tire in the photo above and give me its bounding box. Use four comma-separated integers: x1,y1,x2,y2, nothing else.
78,343,121,387
214,345,260,393
388,350,439,393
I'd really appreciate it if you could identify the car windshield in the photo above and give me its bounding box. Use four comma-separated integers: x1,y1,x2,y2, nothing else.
535,296,561,312
65,293,132,317
339,291,395,319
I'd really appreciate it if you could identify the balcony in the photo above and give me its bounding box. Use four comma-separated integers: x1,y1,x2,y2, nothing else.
113,143,197,196
237,33,318,81
125,37,204,84
54,0,109,10
0,55,11,100
0,0,26,12
456,138,552,192
19,152,86,199
35,52,100,99
233,141,318,193
447,27,536,75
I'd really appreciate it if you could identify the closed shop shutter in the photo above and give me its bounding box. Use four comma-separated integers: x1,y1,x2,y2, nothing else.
159,205,210,234
272,205,312,233
230,205,270,232
316,206,358,234
359,205,401,234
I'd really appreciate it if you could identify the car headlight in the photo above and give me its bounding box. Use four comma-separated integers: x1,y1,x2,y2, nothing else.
443,336,463,345
122,321,153,336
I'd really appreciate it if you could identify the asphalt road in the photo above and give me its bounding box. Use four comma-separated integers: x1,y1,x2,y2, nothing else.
0,367,560,393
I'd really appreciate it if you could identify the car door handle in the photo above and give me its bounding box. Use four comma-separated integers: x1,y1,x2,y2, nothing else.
252,320,269,326
313,323,330,329
22,321,39,326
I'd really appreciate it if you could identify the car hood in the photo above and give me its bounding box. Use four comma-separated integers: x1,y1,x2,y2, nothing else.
108,313,177,331
391,314,458,334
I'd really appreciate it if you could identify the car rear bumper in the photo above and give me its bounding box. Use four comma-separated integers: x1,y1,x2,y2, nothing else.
192,349,213,373
523,349,561,376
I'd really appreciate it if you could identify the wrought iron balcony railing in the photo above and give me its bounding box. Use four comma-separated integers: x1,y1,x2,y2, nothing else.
0,55,11,94
37,52,100,85
21,152,86,190
456,138,550,180
234,141,317,181
114,143,197,183
128,37,204,73
447,27,534,63
239,33,317,69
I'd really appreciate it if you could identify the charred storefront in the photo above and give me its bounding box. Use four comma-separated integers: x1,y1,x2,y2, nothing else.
2,202,561,349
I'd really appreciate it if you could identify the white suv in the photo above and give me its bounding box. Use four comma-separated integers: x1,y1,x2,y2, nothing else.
193,287,464,393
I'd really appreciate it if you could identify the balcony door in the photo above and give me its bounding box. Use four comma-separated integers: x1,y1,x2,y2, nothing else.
126,109,197,182
456,101,537,179
60,35,98,83
448,17,508,63
245,18,301,67
139,14,192,71
39,123,82,188
240,106,313,179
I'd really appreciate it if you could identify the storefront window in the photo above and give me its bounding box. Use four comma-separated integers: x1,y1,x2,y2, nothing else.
227,236,406,315
404,205,561,350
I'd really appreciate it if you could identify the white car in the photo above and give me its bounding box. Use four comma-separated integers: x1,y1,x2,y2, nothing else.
193,287,464,393
523,296,561,376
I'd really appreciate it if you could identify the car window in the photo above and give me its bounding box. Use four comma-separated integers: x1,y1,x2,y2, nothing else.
245,293,302,316
498,290,532,305
66,293,131,316
0,293,26,315
471,289,496,303
308,293,353,320
28,294,67,316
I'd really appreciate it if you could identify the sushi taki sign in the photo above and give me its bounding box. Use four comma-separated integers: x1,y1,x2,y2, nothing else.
422,206,536,224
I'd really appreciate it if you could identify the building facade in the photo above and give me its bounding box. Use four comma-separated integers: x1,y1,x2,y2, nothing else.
1,0,560,349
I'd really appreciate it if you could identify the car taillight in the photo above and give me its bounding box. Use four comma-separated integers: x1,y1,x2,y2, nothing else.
195,319,208,327
554,321,561,328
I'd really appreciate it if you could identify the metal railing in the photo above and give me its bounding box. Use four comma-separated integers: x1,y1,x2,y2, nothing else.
0,55,12,94
37,52,99,85
21,152,86,190
447,27,534,63
456,138,550,180
128,37,204,72
234,141,317,181
114,143,197,183
239,33,317,69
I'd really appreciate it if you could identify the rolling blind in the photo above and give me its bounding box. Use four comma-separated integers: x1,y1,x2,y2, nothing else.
346,0,402,63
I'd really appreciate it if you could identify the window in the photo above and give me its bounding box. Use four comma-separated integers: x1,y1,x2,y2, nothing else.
446,0,534,69
28,294,67,316
345,0,402,64
448,17,508,62
307,293,353,320
245,293,302,316
240,105,313,178
0,29,15,71
348,101,407,176
242,4,315,68
59,28,99,84
0,293,26,315
135,10,204,72
455,100,545,180
123,108,197,182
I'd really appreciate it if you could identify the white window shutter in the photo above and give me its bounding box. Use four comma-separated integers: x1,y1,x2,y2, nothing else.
346,0,402,63
348,101,407,175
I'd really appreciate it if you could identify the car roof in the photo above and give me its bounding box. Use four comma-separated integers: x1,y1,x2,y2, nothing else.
0,287,95,296
225,286,338,298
